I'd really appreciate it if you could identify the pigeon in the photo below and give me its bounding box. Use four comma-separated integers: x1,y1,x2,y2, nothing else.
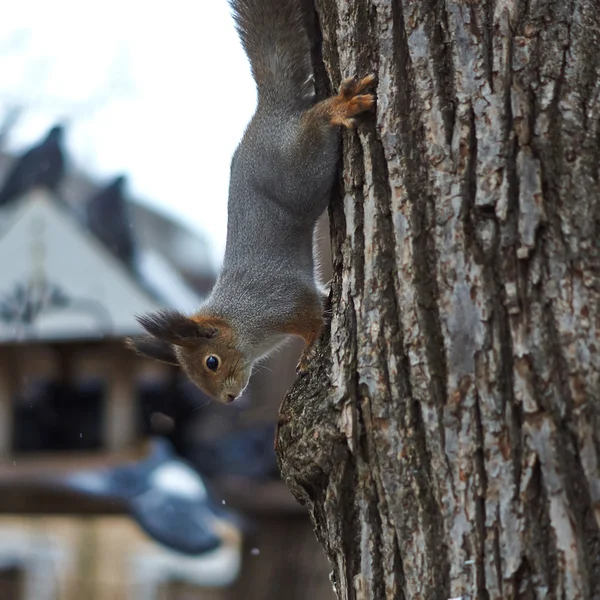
0,125,65,207
62,437,241,555
85,174,136,265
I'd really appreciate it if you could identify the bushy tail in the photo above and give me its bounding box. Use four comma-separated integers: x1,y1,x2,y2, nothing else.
231,0,313,108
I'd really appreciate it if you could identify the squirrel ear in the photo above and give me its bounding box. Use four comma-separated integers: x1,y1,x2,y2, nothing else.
126,335,180,365
135,309,218,346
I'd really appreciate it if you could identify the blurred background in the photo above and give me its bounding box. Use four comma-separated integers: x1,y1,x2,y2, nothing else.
0,1,334,598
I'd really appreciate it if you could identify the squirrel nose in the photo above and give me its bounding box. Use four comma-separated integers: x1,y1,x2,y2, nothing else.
226,393,236,404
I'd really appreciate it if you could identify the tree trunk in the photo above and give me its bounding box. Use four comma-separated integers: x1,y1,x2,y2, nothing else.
275,1,600,599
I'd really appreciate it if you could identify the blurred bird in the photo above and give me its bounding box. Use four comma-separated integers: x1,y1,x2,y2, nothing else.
0,125,65,207
85,174,136,266
63,437,242,555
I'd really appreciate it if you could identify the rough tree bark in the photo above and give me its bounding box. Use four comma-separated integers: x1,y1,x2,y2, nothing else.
276,1,600,599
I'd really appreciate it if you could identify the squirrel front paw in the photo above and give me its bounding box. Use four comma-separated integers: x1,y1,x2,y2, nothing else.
330,74,376,129
296,342,318,377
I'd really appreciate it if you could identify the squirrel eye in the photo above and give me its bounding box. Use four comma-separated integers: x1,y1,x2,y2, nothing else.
205,355,219,371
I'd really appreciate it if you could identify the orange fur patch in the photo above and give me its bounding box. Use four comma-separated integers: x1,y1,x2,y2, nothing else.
310,74,376,130
281,303,324,347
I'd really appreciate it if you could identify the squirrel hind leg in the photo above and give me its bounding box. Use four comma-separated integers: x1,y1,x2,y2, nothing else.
302,73,376,131
339,74,376,98
328,73,376,129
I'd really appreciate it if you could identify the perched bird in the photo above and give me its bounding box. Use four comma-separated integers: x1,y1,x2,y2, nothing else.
0,125,65,207
85,174,136,266
63,437,242,555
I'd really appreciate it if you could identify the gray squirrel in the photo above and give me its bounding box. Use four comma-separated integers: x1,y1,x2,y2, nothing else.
127,0,375,404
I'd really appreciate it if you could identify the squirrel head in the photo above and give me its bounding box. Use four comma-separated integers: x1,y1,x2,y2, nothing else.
127,309,251,404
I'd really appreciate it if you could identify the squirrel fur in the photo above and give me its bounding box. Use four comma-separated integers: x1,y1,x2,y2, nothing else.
127,0,375,404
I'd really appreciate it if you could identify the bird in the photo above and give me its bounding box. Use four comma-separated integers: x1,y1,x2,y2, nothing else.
0,124,65,207
62,437,242,555
85,174,136,266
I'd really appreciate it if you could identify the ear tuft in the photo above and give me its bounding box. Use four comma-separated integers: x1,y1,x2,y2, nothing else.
125,335,180,365
135,309,218,346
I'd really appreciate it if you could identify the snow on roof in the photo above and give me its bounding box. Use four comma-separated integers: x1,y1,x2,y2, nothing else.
135,249,203,315
0,188,161,342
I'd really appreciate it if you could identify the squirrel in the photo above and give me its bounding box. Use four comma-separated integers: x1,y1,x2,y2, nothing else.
127,0,375,404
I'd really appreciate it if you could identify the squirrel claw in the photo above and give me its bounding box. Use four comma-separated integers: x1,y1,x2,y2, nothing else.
329,73,376,129
296,344,318,376
296,359,309,377
339,74,376,98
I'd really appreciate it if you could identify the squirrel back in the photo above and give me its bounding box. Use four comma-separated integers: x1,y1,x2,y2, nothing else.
231,0,313,109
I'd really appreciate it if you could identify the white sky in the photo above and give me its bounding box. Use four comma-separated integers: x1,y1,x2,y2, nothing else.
0,0,257,267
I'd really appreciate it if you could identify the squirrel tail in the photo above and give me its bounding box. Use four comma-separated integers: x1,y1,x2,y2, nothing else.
230,0,313,109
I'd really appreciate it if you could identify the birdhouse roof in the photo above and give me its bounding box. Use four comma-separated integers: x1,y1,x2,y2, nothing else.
0,188,162,343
